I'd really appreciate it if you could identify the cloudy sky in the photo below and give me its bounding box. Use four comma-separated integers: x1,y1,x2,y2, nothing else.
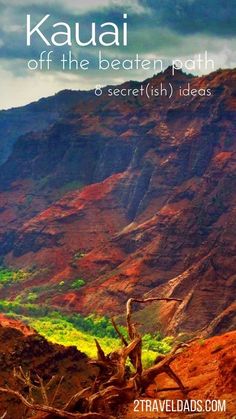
0,0,235,109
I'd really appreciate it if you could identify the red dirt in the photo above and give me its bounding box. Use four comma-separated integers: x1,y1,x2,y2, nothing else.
120,331,236,418
0,321,97,418
0,321,234,418
0,313,34,336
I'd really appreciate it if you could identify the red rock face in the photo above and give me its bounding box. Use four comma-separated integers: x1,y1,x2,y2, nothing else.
0,68,236,334
0,321,96,418
0,314,34,336
122,331,236,419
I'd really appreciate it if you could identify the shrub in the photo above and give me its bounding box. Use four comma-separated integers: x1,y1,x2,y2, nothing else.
0,267,29,287
71,278,86,289
27,292,38,303
142,333,173,354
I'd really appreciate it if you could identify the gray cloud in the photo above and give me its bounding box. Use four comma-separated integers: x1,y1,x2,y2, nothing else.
0,0,235,109
140,0,236,37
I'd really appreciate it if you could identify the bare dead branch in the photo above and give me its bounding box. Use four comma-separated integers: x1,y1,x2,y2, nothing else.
45,375,59,391
0,387,114,418
64,386,91,412
165,365,186,392
111,317,128,347
36,374,49,405
50,376,64,407
1,295,188,418
122,337,141,359
95,339,107,362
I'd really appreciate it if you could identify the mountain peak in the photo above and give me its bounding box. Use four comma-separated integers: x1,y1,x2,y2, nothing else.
162,65,194,79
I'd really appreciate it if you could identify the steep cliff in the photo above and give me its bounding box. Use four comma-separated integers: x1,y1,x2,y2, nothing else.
0,68,235,335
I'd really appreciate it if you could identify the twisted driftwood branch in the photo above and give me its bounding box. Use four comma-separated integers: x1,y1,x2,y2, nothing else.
0,295,186,417
0,387,113,418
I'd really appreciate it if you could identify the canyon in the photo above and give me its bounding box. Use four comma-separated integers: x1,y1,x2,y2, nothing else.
0,67,235,336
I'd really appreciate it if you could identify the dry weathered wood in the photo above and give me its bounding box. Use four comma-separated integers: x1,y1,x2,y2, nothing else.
64,386,92,412
51,376,64,407
95,339,107,362
0,387,113,418
111,317,128,347
0,295,187,418
36,374,49,405
165,365,186,392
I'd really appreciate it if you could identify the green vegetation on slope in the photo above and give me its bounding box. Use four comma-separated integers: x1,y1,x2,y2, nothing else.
0,267,29,288
0,298,173,366
28,315,121,359
0,268,173,366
